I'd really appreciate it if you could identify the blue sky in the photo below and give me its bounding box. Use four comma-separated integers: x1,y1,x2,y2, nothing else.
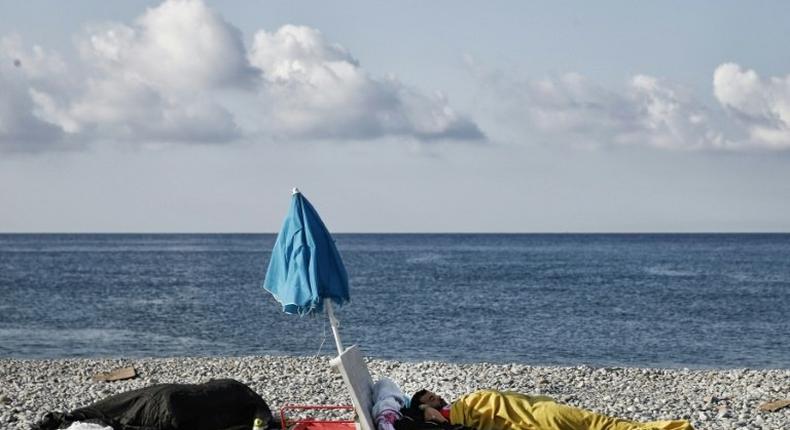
1,1,789,232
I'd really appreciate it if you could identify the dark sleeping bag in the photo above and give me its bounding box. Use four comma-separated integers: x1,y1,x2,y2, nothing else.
33,379,272,430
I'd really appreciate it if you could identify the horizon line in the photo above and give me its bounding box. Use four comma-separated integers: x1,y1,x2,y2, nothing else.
2,231,789,235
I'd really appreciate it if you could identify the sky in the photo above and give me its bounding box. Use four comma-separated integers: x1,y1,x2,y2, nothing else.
1,0,790,233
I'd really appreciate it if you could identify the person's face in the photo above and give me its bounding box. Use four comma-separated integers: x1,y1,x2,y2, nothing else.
419,391,447,408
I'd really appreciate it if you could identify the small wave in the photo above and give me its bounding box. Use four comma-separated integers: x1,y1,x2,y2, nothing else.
109,297,173,307
725,272,789,283
643,266,697,277
406,253,445,264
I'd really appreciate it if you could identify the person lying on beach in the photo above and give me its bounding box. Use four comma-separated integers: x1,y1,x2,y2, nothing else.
406,388,694,430
33,379,273,430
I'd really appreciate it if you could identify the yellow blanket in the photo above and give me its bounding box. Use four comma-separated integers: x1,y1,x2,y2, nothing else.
449,390,693,430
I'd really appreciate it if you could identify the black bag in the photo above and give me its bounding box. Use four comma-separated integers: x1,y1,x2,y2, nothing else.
33,379,272,430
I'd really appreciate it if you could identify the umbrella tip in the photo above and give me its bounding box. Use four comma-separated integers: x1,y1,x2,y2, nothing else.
292,187,300,195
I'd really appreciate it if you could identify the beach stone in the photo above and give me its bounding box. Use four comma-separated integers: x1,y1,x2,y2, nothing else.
0,357,788,430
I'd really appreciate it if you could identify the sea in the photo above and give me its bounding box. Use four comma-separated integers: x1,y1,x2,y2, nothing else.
1,234,788,369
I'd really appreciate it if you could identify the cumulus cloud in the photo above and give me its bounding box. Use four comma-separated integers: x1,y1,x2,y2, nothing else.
0,0,483,153
79,0,257,92
248,25,482,141
714,63,790,149
45,0,249,143
2,1,249,151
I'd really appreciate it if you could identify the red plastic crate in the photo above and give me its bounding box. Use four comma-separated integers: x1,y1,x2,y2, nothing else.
280,404,357,430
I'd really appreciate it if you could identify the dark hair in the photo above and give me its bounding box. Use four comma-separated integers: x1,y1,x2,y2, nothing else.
410,389,429,410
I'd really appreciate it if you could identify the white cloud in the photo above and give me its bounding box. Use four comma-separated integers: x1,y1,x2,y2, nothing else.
1,0,483,153
1,35,67,81
469,55,790,151
627,74,724,150
472,63,724,151
0,74,64,152
50,0,250,143
80,0,256,93
0,1,249,149
714,63,790,149
248,25,482,141
0,37,66,152
64,76,241,142
512,72,636,136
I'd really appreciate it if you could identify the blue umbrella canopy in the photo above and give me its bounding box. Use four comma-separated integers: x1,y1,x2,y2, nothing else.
263,189,350,316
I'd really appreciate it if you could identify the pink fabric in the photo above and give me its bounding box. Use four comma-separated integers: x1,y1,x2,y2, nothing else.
375,410,400,430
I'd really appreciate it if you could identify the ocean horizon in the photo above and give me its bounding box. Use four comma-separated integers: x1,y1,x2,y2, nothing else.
1,233,788,368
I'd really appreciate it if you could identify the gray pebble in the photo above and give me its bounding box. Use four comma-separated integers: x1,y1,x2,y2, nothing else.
1,357,788,430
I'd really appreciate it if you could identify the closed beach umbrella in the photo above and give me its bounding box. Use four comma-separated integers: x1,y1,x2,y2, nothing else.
263,188,350,354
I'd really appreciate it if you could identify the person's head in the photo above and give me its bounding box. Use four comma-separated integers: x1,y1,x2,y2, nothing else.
410,389,447,410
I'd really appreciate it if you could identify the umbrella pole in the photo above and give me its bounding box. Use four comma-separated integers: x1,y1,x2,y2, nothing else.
325,301,345,355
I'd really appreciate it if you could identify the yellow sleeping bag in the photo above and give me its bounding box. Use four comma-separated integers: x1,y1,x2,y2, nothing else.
449,390,693,430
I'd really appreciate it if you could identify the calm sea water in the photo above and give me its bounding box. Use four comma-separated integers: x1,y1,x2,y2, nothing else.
1,234,788,368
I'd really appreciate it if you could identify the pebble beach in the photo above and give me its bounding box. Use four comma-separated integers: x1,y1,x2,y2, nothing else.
1,356,788,430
